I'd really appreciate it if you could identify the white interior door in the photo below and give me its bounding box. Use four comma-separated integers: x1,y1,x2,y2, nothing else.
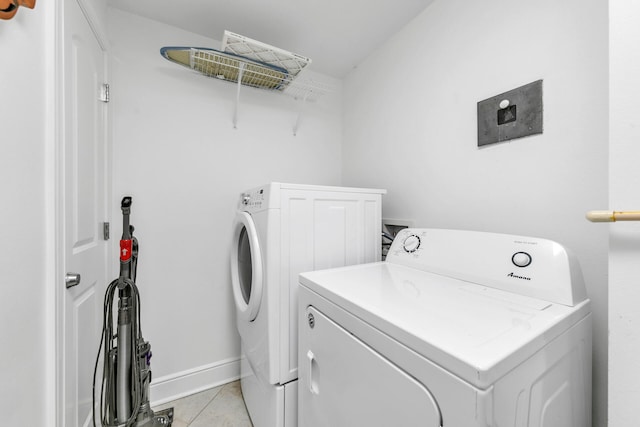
61,0,108,425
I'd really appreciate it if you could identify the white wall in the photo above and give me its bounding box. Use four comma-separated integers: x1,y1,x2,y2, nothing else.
342,0,608,425
0,1,53,425
609,1,640,425
107,8,343,401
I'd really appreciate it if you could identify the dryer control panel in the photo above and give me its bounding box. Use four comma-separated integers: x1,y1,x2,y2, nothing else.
387,228,586,307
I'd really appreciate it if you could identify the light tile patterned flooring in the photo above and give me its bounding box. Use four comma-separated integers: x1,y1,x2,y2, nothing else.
154,380,253,427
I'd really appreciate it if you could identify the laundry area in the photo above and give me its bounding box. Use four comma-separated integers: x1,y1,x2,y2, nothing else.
5,0,640,426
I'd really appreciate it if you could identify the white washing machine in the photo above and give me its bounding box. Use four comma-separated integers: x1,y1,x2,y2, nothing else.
230,182,385,427
298,228,592,427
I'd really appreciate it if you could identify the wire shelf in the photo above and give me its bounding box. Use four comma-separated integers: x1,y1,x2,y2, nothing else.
161,46,331,102
160,34,332,134
221,31,311,78
283,77,334,102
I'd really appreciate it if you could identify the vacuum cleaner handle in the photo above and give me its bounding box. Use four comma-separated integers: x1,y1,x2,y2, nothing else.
119,197,134,281
121,197,132,240
121,196,132,209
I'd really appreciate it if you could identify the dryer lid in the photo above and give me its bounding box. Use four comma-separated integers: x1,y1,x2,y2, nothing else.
299,262,590,389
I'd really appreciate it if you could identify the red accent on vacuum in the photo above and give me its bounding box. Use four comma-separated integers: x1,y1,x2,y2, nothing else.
120,239,132,261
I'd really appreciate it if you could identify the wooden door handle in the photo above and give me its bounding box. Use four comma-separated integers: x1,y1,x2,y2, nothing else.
586,211,640,222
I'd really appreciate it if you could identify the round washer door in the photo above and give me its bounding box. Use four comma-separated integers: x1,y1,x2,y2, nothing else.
230,211,263,322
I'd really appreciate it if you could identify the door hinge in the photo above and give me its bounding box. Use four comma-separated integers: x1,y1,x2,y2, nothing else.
103,222,110,240
100,83,110,103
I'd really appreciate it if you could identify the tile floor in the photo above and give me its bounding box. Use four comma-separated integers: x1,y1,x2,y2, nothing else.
154,380,253,427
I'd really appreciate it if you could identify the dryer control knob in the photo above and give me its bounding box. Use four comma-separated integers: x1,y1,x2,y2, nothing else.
512,252,532,267
403,234,421,253
242,194,251,205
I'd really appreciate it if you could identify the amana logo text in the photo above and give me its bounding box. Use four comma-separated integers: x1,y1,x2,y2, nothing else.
507,272,531,281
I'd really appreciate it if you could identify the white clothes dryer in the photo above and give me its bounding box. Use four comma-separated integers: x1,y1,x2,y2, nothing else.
230,183,385,427
298,228,592,427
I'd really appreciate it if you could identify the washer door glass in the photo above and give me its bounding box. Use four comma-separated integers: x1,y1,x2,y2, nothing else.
237,227,253,304
231,211,263,322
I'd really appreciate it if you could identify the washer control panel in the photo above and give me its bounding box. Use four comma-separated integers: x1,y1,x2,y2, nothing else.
238,187,268,211
402,234,421,253
512,251,532,268
385,228,585,306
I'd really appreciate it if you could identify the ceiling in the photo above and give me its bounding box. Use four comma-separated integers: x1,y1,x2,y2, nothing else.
107,0,436,78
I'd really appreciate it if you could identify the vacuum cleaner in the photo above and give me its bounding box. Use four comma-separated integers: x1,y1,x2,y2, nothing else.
93,197,174,427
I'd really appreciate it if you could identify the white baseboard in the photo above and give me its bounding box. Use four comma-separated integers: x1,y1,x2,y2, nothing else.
150,357,241,406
